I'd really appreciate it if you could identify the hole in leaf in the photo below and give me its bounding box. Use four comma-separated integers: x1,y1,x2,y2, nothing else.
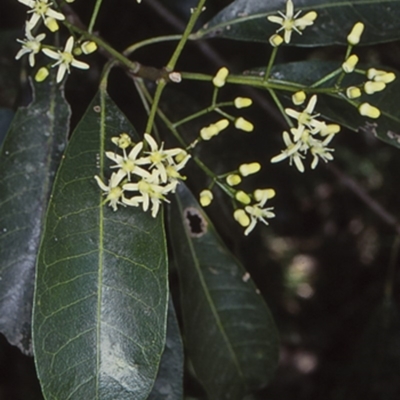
184,207,207,237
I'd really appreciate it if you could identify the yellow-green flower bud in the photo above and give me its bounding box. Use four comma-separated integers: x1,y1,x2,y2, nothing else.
254,188,276,202
73,47,83,56
364,81,386,94
175,151,188,163
319,123,341,137
239,162,261,177
65,0,75,2
200,124,219,140
269,34,284,47
212,67,229,87
111,133,132,149
292,91,306,105
297,11,318,30
35,67,49,82
199,190,213,207
45,17,59,32
358,103,381,119
342,54,358,73
346,86,362,99
81,41,98,55
215,119,230,131
347,22,364,45
234,97,253,109
235,117,254,132
235,190,251,205
226,174,241,186
367,68,396,83
234,209,250,227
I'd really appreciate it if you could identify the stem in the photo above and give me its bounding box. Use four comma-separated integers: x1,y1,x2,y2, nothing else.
88,0,104,33
264,46,278,83
145,0,207,135
310,68,341,88
123,35,183,56
267,88,293,128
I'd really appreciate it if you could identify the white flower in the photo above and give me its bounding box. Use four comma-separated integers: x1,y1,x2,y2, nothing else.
285,94,320,131
42,36,89,83
15,27,46,67
243,191,276,236
271,131,305,172
18,0,65,31
139,133,186,183
267,0,317,44
123,171,177,217
94,170,128,211
310,137,334,169
105,141,149,181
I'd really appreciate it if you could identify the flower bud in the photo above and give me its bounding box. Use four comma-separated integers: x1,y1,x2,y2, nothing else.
346,86,362,99
367,68,396,83
111,133,132,149
358,103,380,119
45,18,59,32
342,54,358,73
292,91,306,105
199,190,213,207
364,81,386,94
35,67,49,82
235,191,251,205
297,11,318,30
254,188,276,202
234,97,253,109
81,41,98,54
347,22,364,45
226,174,241,186
235,117,254,132
212,67,229,87
269,34,284,47
200,124,219,140
234,209,250,227
215,119,229,131
239,162,261,177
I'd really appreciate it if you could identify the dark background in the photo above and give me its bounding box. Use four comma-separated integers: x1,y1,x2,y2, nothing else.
1,0,400,399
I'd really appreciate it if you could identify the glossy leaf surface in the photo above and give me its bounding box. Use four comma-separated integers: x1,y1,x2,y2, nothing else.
169,184,279,400
33,90,168,399
267,61,400,149
197,0,400,46
148,296,183,400
0,77,69,355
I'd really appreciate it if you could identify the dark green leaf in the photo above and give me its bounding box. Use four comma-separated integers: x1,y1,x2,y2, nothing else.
33,90,168,400
266,61,400,149
0,108,14,145
0,76,70,355
197,0,400,46
168,184,279,400
148,296,184,400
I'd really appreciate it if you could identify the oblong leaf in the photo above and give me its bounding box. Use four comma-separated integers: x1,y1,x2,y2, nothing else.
197,0,400,46
168,184,279,400
265,61,400,149
33,90,168,400
0,76,70,355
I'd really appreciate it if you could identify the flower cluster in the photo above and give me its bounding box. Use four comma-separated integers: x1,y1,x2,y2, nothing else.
199,161,275,235
95,133,190,217
271,95,340,172
267,0,317,46
340,22,396,119
16,0,95,83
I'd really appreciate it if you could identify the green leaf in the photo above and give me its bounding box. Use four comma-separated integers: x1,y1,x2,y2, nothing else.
197,0,400,46
168,184,279,400
147,296,184,400
0,108,14,145
33,90,168,400
0,76,70,355
267,61,400,149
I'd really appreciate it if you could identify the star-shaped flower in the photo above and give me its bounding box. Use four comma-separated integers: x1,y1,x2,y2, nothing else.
271,131,304,172
15,26,46,67
267,0,317,44
94,170,128,211
285,94,320,131
42,36,89,83
18,0,65,31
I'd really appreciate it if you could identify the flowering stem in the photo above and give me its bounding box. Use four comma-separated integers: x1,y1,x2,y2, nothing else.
264,46,278,83
310,68,341,88
123,35,183,56
88,0,104,33
267,88,294,128
145,0,207,135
